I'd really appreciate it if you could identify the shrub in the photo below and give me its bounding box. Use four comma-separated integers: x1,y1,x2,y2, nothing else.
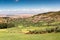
25,27,60,34
56,27,60,32
0,23,15,29
7,23,15,28
25,29,47,34
46,28,53,33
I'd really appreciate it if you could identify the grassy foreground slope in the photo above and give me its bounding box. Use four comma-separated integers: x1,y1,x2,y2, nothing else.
0,28,59,40
0,32,60,40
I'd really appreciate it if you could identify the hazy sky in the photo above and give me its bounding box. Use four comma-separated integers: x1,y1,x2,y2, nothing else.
0,0,60,14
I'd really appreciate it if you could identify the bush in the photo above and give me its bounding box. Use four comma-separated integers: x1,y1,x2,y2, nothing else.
0,23,7,29
7,23,15,28
25,29,47,34
56,27,60,32
0,23,15,29
46,28,54,33
25,27,60,34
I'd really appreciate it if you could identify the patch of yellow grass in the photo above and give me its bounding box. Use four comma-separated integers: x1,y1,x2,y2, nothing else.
0,29,8,33
0,29,7,31
21,29,29,33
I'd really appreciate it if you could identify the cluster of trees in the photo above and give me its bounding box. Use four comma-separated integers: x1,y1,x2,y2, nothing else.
0,17,15,29
0,23,15,29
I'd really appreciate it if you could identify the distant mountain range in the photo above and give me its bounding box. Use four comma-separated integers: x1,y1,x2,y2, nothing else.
0,14,33,18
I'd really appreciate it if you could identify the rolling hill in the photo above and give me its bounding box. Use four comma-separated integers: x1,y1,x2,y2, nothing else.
0,11,60,27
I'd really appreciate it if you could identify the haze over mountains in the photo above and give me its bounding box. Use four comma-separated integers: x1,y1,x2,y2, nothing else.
0,11,60,19
0,14,33,18
7,14,33,18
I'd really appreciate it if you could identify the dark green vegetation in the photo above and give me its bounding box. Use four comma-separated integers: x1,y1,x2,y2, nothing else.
0,17,15,29
0,23,15,29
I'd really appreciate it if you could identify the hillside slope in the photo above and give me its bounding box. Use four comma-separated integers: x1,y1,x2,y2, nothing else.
30,11,60,23
0,11,60,27
23,11,60,27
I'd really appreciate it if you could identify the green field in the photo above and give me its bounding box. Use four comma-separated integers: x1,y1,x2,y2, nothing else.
0,25,60,40
0,28,60,40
